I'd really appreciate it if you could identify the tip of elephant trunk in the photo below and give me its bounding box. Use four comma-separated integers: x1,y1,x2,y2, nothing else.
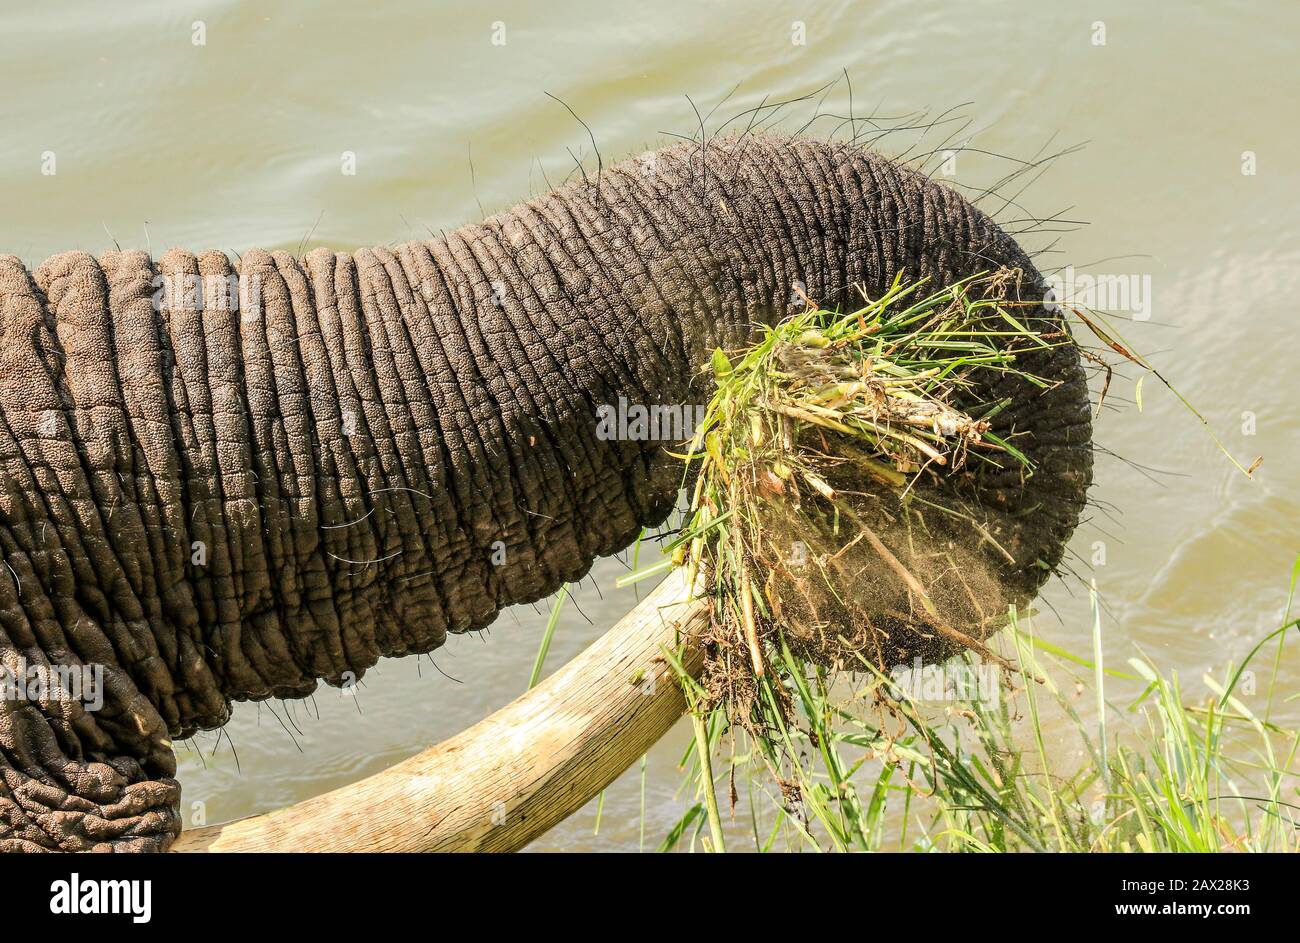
668,267,1074,729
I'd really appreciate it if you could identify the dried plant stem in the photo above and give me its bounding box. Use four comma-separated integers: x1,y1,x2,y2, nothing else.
739,568,765,677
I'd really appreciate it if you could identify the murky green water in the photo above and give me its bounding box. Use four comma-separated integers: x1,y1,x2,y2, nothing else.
2,1,1296,850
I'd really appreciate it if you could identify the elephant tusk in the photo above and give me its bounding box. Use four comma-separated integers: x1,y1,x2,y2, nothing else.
170,568,706,853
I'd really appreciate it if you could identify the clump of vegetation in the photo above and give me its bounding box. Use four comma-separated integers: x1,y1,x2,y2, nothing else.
659,270,1055,809
639,268,1050,847
639,269,1296,853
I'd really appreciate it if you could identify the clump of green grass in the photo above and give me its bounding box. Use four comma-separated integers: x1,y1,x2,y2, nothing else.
640,268,1295,853
651,267,1069,848
681,277,1054,693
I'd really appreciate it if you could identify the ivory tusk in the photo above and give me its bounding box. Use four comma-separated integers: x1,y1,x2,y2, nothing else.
171,568,705,853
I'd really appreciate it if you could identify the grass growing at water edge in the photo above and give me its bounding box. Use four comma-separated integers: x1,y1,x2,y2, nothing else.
660,569,1300,853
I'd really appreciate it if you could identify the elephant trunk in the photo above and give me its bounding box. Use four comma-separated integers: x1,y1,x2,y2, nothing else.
0,133,1091,851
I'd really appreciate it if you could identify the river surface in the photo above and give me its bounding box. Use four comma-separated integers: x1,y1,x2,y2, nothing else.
1,1,1295,850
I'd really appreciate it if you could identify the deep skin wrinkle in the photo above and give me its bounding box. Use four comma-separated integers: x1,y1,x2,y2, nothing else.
0,134,1091,851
